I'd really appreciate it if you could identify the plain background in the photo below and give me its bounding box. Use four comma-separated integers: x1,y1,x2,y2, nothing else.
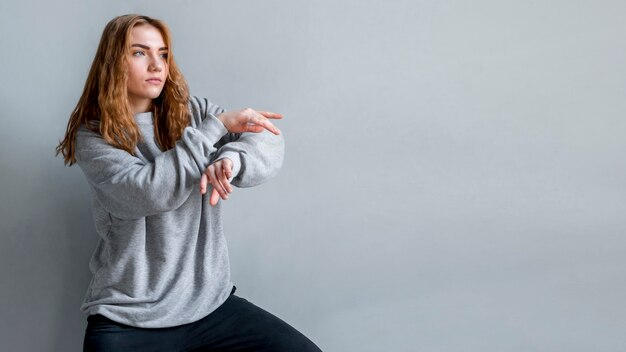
1,1,625,351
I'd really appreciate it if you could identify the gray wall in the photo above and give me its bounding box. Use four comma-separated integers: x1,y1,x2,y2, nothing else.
1,1,625,351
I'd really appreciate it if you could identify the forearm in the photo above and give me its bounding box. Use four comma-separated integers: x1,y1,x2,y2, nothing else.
76,113,228,219
213,130,285,188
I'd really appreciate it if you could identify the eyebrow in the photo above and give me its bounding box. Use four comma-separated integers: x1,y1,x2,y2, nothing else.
131,44,168,51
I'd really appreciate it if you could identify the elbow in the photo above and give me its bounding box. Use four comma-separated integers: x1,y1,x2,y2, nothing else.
232,158,282,188
262,133,285,181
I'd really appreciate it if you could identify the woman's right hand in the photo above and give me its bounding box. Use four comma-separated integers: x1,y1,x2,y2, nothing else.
217,108,283,135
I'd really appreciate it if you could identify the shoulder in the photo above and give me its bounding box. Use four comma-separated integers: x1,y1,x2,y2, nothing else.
74,121,118,159
75,122,103,146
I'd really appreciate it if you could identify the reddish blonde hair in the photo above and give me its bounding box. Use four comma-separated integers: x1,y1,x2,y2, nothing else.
56,14,190,165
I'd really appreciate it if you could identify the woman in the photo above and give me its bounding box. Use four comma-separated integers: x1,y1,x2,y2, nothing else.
56,14,321,352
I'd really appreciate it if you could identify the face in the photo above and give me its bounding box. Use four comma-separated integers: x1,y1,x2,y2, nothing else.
127,24,168,113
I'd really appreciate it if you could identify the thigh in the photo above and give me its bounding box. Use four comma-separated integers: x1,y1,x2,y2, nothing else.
182,295,322,352
83,314,183,352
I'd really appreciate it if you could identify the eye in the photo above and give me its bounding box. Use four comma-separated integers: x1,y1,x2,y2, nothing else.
132,50,145,57
160,53,169,59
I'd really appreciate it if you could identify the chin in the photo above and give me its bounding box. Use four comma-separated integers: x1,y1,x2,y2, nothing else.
147,89,165,99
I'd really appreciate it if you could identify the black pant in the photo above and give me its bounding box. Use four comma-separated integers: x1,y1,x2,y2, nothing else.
83,288,322,351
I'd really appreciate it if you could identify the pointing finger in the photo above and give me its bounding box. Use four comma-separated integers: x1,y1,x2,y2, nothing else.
256,111,283,119
249,114,281,135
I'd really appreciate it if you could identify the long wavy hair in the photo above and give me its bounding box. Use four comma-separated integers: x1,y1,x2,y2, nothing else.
56,14,190,165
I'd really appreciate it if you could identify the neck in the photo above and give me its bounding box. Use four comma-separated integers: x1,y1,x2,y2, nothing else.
129,97,152,114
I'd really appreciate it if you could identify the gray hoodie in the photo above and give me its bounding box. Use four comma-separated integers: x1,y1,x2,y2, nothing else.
75,96,284,328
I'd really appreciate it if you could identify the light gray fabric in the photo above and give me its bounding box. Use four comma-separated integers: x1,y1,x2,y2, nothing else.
74,96,284,328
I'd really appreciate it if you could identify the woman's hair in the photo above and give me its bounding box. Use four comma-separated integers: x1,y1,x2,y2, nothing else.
56,14,190,165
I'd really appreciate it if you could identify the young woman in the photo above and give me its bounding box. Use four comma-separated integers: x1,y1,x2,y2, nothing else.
56,14,321,352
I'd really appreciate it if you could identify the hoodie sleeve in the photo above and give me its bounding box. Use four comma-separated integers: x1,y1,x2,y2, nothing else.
212,129,285,188
75,105,228,220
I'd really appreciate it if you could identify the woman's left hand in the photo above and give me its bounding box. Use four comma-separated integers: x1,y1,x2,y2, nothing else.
200,158,234,206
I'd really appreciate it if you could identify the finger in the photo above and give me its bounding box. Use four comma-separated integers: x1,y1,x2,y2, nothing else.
207,165,228,199
217,162,232,193
222,159,233,189
214,162,231,197
248,114,281,135
210,188,220,206
244,123,269,134
256,111,284,120
200,173,208,194
224,159,233,181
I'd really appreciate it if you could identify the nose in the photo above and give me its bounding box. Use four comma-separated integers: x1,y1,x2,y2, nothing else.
149,63,162,72
149,58,162,72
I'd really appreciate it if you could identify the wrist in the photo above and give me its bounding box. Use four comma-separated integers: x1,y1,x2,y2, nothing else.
216,151,242,179
216,113,228,130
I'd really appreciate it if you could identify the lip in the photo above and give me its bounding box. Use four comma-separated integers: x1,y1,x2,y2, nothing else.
146,78,162,84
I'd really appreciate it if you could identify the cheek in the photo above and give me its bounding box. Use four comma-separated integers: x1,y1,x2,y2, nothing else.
128,62,144,82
